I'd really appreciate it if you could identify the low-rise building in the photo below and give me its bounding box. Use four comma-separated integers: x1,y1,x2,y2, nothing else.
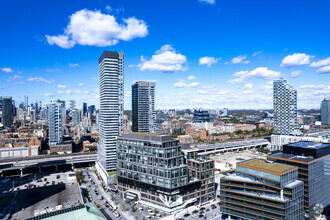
117,133,211,213
220,159,304,220
187,158,215,203
49,141,72,154
268,142,330,218
186,127,207,140
177,135,194,144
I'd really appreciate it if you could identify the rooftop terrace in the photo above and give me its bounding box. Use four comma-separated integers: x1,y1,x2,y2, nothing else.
238,159,295,173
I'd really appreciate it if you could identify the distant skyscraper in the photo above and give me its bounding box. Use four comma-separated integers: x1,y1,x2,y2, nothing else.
83,102,87,116
0,96,2,111
24,96,28,109
321,99,330,125
98,51,124,172
2,97,13,127
273,79,300,135
71,110,81,125
88,105,96,115
48,102,63,146
132,81,156,132
70,100,76,111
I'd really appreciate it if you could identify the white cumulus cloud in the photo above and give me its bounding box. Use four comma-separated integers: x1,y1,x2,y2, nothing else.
229,67,281,84
1,67,13,73
200,0,216,4
46,9,148,49
243,83,253,89
231,55,249,64
28,77,53,84
291,70,301,78
69,63,79,67
252,51,263,57
45,92,56,97
58,84,66,88
138,45,187,72
281,53,314,67
187,75,196,80
79,83,84,86
199,57,221,67
309,57,330,67
173,80,199,88
317,65,330,74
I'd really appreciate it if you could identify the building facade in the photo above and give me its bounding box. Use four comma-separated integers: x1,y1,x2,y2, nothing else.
192,110,212,123
273,79,301,136
48,102,63,146
97,51,124,175
83,102,87,116
321,99,330,125
187,158,215,204
268,142,330,218
132,81,156,133
1,96,13,128
117,133,202,213
220,159,304,220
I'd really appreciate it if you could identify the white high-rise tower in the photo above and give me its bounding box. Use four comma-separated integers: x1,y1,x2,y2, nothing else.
273,78,300,136
97,51,124,180
48,101,63,146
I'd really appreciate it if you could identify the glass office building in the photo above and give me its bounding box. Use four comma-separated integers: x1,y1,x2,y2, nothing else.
117,133,201,213
268,142,330,218
192,110,212,123
220,159,304,220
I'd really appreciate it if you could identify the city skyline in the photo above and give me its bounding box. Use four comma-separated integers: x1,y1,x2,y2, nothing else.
1,0,330,110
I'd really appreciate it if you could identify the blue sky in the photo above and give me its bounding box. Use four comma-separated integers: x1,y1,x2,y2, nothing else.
1,0,330,110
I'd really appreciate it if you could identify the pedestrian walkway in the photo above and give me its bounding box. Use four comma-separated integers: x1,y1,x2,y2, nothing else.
90,170,135,220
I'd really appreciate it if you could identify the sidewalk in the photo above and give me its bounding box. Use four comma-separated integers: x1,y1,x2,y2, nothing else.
90,170,135,220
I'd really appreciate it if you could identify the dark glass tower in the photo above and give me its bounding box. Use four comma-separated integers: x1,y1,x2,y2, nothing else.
2,96,13,127
132,81,155,132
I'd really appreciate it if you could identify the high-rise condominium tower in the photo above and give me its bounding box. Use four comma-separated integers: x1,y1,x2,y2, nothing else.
132,81,155,132
98,51,124,172
48,102,63,146
321,99,330,125
2,96,13,127
83,102,87,116
273,78,300,135
70,100,76,111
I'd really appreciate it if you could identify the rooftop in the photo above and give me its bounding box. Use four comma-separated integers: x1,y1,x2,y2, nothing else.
26,203,106,220
238,159,295,173
11,183,82,219
120,133,175,142
268,153,316,163
287,141,330,150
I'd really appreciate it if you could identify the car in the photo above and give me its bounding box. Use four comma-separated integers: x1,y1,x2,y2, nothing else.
113,212,120,217
206,208,210,212
211,205,216,209
183,213,190,217
217,195,221,198
56,175,60,179
191,213,197,218
217,201,221,206
200,207,206,211
192,210,199,214
44,178,47,181
198,214,204,218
